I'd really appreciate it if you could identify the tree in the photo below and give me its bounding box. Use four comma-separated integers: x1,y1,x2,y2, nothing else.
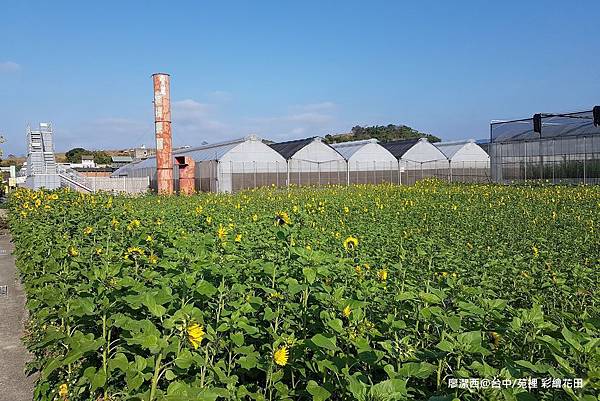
92,151,112,165
324,124,440,144
65,148,88,163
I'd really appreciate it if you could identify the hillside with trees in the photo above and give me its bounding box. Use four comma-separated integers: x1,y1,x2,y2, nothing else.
64,148,112,164
324,124,440,144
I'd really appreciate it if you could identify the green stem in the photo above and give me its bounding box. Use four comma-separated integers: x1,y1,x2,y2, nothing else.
149,352,163,401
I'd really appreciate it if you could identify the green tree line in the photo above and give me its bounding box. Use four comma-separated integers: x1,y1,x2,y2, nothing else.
324,124,440,144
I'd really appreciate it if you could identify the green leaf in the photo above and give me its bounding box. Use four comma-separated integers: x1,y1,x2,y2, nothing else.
125,368,144,390
237,321,259,335
108,352,129,373
443,316,462,332
238,354,258,369
436,340,454,353
311,334,338,351
91,370,107,392
303,267,316,284
230,332,245,347
370,378,407,399
306,380,331,401
327,319,344,333
398,362,436,379
165,369,176,381
40,356,63,380
143,293,166,317
347,375,366,401
175,349,194,369
197,280,218,297
561,327,584,353
271,369,284,383
419,292,442,304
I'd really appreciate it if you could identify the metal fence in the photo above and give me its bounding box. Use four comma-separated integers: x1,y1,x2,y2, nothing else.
21,173,150,194
81,176,150,194
117,159,491,194
490,136,600,184
213,160,490,192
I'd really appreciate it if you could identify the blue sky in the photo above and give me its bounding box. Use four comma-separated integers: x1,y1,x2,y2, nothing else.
1,1,599,155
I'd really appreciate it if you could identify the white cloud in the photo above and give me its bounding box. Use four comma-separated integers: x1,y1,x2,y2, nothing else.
171,99,228,145
246,102,340,141
56,118,153,151
51,99,342,152
0,61,20,73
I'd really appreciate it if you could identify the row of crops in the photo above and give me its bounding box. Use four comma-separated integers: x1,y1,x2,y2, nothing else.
8,181,599,401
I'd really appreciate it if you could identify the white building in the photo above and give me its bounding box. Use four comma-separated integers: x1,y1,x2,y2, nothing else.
81,155,96,168
113,135,286,193
269,137,346,186
331,139,398,184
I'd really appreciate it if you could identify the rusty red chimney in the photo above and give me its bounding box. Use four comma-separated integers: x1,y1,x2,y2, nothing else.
176,156,196,195
152,73,173,195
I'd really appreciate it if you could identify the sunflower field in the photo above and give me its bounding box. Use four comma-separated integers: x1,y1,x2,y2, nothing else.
8,181,600,401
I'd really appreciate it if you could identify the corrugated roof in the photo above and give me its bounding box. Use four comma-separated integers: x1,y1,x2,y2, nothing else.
331,139,379,159
381,138,420,159
112,136,257,174
112,156,133,162
269,137,316,159
174,137,248,161
434,139,476,159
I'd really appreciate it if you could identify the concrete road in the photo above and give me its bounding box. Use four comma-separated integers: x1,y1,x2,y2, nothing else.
0,210,35,401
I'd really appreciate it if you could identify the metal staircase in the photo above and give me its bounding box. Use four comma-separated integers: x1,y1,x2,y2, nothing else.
56,164,93,193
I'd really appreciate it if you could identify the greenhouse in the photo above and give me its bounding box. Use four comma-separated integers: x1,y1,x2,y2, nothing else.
331,139,398,184
490,107,600,184
113,135,286,193
434,139,490,182
269,137,346,186
382,138,448,184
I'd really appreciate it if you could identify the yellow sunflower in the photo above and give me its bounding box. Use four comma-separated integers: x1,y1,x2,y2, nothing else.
343,236,358,251
343,305,351,318
273,346,289,366
187,323,205,349
275,211,291,226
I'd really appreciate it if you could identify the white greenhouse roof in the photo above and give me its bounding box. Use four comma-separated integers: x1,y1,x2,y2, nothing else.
174,136,251,161
331,139,379,160
112,135,263,175
434,139,477,159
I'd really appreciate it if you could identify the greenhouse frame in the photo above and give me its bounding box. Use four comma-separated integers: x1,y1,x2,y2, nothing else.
269,137,347,186
434,139,490,183
490,107,600,184
113,135,287,193
382,138,448,185
331,139,398,184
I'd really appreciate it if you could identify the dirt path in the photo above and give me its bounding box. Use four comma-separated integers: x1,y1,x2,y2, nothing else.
0,209,35,401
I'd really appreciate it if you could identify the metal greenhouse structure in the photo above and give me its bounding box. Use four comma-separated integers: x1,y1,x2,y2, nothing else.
331,139,398,184
382,138,448,185
434,139,490,182
490,107,600,184
269,137,347,186
113,135,287,192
